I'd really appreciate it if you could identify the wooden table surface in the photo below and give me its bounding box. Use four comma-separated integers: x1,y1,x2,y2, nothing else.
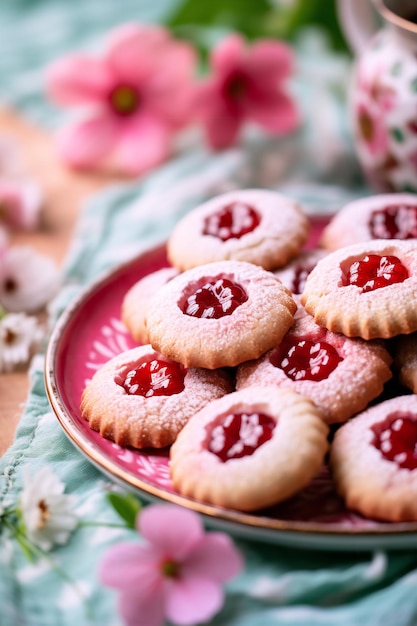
0,107,118,457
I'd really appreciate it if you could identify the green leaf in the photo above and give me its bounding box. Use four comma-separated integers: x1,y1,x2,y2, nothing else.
402,183,417,193
410,77,417,92
164,0,272,63
165,0,271,36
391,127,405,142
106,492,142,529
164,0,349,56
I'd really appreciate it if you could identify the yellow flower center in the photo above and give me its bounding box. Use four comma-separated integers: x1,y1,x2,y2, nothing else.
162,559,180,578
359,110,374,142
37,499,51,529
110,85,139,116
0,202,7,219
4,328,16,345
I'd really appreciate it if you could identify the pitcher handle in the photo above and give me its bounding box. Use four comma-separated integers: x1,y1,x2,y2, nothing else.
337,0,381,54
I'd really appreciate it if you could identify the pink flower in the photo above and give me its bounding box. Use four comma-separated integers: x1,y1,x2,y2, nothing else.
100,504,244,626
0,180,42,230
357,69,396,112
194,34,299,150
46,24,197,176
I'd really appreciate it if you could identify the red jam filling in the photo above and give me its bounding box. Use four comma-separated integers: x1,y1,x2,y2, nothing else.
291,261,318,294
372,412,417,470
180,276,248,318
116,357,185,397
270,334,343,381
202,202,261,241
369,204,417,239
205,412,275,462
341,254,408,292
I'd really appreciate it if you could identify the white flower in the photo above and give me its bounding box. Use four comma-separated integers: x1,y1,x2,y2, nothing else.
0,313,44,372
0,180,42,230
20,466,78,551
0,246,61,312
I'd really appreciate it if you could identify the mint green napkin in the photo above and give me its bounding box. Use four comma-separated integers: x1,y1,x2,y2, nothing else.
2,2,417,625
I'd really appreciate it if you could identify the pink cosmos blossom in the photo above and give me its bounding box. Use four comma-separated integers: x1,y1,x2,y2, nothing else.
100,504,243,626
0,180,42,230
194,34,299,150
46,24,197,176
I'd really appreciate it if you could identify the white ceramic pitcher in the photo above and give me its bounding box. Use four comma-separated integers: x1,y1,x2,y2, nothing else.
337,0,417,192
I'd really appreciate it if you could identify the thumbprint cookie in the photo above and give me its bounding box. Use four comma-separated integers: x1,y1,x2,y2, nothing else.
170,386,329,511
167,188,310,271
122,267,179,344
320,193,417,251
145,260,297,369
80,345,233,449
330,395,417,522
301,239,417,340
236,306,392,424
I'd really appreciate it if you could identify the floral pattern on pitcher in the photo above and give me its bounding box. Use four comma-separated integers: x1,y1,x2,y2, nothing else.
351,29,417,193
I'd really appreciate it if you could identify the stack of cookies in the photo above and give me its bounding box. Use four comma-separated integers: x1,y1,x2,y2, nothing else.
81,189,417,520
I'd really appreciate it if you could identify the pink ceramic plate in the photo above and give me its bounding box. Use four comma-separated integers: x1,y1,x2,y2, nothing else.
45,238,417,551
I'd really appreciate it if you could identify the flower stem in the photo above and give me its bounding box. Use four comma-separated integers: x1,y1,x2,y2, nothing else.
79,520,129,529
3,518,95,622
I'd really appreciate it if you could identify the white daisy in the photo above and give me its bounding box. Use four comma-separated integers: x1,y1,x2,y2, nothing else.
0,246,61,312
0,313,44,372
20,466,78,552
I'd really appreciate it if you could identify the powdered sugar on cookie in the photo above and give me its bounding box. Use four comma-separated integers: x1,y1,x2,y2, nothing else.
331,395,417,522
301,239,417,339
236,306,392,424
167,188,309,271
80,344,232,449
170,386,329,511
122,267,179,344
321,193,417,251
145,260,297,369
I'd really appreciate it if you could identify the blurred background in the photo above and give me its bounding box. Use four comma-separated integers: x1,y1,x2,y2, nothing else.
1,0,365,197
0,0,351,124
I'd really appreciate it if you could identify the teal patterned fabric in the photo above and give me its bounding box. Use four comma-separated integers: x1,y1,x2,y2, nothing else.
1,2,417,626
